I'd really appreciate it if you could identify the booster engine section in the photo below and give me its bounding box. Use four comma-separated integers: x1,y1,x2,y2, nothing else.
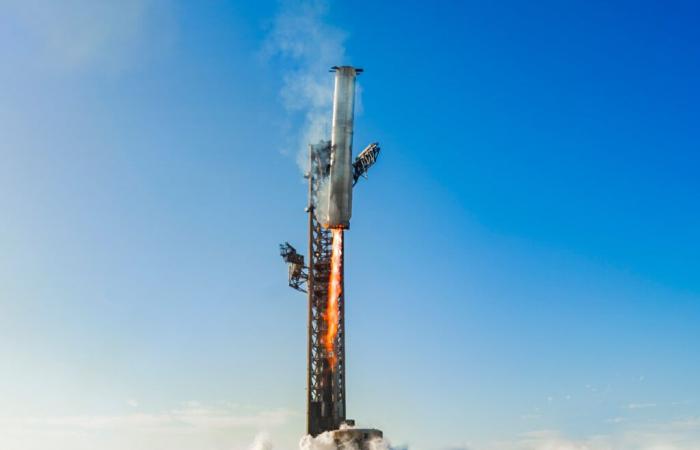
323,66,361,229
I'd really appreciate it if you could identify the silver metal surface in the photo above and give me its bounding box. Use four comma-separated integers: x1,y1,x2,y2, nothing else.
324,66,359,229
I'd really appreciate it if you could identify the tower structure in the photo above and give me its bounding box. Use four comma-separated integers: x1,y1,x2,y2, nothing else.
307,140,346,435
280,66,381,438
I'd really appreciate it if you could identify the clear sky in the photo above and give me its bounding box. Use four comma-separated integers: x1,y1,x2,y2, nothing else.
1,1,699,450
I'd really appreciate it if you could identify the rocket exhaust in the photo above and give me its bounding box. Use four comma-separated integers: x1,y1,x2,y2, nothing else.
325,228,343,370
322,66,358,371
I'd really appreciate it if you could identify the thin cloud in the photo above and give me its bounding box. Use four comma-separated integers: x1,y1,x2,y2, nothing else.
0,403,296,433
627,402,657,410
482,417,700,450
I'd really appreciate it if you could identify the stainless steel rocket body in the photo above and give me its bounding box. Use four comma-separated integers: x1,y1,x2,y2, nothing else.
323,66,358,229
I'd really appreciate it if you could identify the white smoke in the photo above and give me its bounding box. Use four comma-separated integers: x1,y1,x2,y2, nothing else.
300,431,392,450
299,432,338,450
246,429,393,450
262,0,348,173
249,433,274,450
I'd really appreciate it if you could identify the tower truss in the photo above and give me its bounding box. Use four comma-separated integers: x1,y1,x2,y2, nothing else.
281,140,380,436
306,141,346,435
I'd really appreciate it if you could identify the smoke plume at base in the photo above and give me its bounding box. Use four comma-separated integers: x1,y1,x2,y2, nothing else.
300,432,391,450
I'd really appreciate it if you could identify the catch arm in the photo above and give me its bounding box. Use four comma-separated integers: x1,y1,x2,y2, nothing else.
279,242,308,293
352,142,381,186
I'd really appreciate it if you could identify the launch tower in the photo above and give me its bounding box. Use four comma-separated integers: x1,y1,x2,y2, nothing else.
280,66,382,440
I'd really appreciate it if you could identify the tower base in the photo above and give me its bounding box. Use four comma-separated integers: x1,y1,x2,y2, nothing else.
330,427,383,450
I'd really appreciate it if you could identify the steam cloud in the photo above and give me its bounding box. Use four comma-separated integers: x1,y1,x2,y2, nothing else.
246,429,393,450
249,433,274,450
300,432,390,450
263,0,347,173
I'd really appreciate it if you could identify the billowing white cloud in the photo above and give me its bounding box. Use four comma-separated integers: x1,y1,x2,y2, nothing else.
299,430,391,450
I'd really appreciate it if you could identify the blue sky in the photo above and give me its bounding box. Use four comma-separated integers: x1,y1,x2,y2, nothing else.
0,1,698,450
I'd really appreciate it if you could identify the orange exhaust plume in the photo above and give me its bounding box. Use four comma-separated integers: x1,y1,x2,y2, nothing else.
325,228,343,370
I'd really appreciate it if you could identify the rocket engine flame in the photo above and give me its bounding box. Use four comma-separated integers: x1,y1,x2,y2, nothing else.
325,228,343,370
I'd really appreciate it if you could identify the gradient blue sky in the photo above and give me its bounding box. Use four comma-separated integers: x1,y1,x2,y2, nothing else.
1,1,699,450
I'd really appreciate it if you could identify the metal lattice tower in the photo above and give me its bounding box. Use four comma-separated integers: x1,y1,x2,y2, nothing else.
281,141,380,437
306,141,346,435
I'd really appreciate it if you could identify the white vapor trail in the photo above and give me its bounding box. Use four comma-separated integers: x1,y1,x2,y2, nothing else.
263,0,349,173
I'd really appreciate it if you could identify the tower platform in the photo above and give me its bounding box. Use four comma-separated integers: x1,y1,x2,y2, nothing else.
330,424,383,450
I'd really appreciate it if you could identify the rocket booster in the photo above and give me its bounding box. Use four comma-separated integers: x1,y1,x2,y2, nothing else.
323,66,360,229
